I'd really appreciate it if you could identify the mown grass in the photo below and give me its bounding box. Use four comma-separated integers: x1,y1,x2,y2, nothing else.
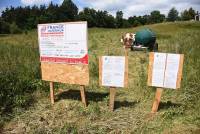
0,21,200,133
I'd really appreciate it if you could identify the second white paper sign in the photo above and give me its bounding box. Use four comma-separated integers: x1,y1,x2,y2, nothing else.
102,56,125,87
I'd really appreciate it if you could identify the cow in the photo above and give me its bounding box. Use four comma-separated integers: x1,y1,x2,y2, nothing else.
120,33,135,49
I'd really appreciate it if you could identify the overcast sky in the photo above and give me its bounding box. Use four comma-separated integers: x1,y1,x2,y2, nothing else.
0,0,199,18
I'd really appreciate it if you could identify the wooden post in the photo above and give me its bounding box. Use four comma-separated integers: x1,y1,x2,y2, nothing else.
124,48,128,56
80,85,87,107
50,82,55,105
151,88,163,113
109,87,116,111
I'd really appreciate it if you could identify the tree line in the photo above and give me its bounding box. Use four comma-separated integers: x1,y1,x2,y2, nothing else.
0,0,198,34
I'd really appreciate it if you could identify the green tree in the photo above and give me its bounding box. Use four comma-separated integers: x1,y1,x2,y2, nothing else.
188,7,196,19
116,11,123,28
78,8,116,28
104,14,116,28
167,7,179,21
78,8,97,27
128,15,149,26
59,0,78,21
149,10,165,24
46,2,59,23
181,7,196,20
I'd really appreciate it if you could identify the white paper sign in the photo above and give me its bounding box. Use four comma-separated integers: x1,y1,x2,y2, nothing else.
102,56,125,87
152,53,167,87
151,53,181,89
38,22,88,64
164,54,180,89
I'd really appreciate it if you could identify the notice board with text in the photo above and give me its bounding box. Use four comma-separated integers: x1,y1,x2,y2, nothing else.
38,21,89,85
148,52,184,89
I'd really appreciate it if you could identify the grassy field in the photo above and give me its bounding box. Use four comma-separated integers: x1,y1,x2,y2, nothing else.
0,21,200,133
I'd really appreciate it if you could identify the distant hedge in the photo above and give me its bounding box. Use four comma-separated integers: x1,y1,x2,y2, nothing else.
0,0,197,34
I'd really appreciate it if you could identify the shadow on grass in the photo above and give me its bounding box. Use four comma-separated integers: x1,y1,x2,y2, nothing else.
56,89,139,110
56,89,109,103
158,101,182,110
114,100,138,110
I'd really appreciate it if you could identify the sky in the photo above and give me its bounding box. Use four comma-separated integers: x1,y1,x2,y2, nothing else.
0,0,200,18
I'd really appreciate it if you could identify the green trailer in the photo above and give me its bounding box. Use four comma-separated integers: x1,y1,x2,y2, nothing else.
131,28,158,51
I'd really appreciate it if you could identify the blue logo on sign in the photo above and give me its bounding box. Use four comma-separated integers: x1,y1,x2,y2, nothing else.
47,25,64,33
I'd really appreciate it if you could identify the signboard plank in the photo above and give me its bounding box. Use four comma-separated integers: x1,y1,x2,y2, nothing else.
41,62,89,85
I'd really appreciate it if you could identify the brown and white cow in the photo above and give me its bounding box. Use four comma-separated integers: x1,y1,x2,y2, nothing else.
120,33,135,49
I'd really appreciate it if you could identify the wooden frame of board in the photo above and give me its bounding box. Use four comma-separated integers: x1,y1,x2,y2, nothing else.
147,52,184,89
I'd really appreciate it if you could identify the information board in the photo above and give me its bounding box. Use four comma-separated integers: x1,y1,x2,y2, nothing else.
38,22,89,85
99,56,128,88
38,22,88,64
148,52,184,89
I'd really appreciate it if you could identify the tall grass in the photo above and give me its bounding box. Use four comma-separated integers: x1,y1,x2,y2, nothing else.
0,22,200,133
0,37,48,125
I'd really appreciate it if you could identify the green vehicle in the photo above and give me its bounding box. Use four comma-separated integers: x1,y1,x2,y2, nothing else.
131,28,158,51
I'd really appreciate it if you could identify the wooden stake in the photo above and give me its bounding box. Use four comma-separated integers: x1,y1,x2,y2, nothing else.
109,87,116,111
151,88,163,113
80,85,87,107
50,82,54,105
124,48,128,56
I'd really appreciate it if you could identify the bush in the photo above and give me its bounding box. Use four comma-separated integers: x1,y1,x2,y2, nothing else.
122,19,131,28
0,19,10,34
0,44,45,118
9,22,22,34
0,72,34,113
133,20,142,27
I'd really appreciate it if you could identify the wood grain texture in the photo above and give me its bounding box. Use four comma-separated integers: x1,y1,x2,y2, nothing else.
124,48,129,57
109,87,116,111
80,85,87,107
147,52,154,86
151,88,163,113
50,82,54,105
124,56,128,87
41,62,89,85
176,54,184,89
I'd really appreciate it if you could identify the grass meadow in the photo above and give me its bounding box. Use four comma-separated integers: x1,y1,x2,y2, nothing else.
0,21,200,133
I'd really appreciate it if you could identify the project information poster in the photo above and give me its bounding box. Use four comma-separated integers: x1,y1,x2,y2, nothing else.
38,22,88,64
151,53,181,89
102,56,125,87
